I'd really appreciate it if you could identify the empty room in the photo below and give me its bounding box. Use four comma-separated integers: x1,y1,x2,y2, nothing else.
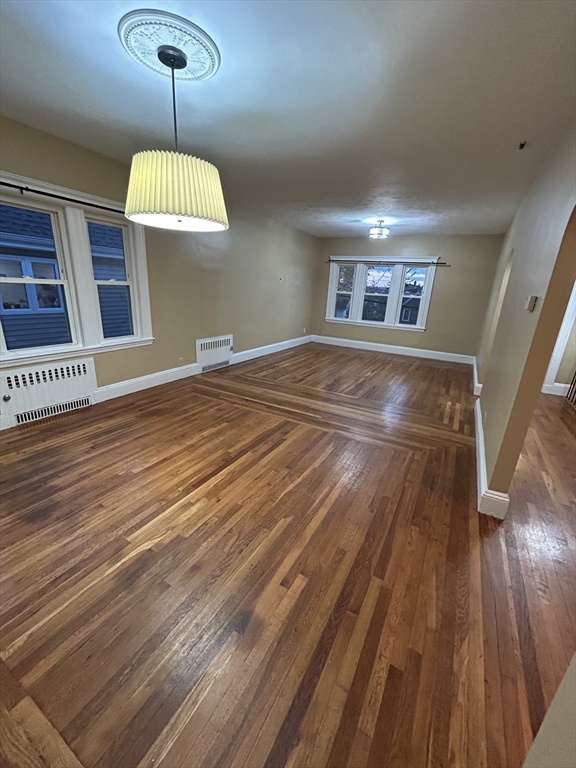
0,1,575,767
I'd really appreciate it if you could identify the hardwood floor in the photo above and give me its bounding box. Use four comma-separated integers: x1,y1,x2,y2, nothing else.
0,343,574,768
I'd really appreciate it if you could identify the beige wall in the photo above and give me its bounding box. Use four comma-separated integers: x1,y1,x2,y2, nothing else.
0,116,318,387
97,213,317,387
479,119,576,492
556,315,576,385
476,239,515,382
523,654,576,768
311,236,502,356
0,116,129,201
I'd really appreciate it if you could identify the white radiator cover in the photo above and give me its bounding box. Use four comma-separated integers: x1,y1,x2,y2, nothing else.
0,358,97,429
196,335,233,372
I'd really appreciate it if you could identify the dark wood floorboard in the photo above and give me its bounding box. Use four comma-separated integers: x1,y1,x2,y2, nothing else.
0,343,574,768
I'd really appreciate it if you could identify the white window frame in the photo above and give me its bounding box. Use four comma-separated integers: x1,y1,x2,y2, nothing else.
325,256,438,331
0,172,153,366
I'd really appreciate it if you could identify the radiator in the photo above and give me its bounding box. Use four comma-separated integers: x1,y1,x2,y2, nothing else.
0,358,97,429
196,335,233,372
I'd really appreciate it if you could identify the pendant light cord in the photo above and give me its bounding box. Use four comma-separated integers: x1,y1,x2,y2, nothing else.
171,61,178,153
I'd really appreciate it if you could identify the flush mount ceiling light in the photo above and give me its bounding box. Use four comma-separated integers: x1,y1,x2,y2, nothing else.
369,221,390,239
119,10,228,232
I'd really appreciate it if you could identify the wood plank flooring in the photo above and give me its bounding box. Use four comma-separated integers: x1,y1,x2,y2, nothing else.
0,343,574,768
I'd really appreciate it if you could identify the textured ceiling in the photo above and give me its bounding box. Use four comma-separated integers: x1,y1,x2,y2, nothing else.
0,0,575,237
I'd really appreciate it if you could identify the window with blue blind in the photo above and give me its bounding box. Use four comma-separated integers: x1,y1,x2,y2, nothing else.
0,205,73,350
0,177,152,363
87,222,134,338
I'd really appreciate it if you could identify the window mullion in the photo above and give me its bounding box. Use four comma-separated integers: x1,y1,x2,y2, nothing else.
326,263,338,319
418,265,436,327
14,258,35,312
0,316,6,354
387,265,404,325
63,206,102,346
125,223,151,339
26,284,39,312
350,264,366,322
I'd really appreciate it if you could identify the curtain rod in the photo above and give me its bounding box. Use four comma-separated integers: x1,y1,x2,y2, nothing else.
327,259,451,267
0,181,125,215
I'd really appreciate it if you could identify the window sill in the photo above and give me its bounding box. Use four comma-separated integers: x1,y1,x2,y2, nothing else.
0,336,154,368
324,318,426,332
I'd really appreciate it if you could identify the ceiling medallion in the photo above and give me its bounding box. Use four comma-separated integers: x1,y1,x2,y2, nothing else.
118,9,221,81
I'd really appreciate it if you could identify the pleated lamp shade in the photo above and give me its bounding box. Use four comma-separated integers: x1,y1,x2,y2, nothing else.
125,150,229,232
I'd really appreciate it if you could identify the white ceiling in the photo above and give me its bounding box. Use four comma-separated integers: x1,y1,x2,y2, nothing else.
0,0,574,237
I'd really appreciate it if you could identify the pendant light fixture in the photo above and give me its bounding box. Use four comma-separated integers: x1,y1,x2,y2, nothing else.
369,220,390,239
120,10,229,232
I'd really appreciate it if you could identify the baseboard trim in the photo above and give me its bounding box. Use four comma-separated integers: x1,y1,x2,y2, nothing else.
38,333,478,426
474,399,509,519
474,400,487,508
478,489,509,519
95,362,202,403
94,334,477,404
473,360,483,396
94,335,312,403
541,382,570,397
310,334,475,365
230,335,312,365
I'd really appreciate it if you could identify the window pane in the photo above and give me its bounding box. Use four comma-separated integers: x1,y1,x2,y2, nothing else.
35,284,63,309
87,222,128,280
31,261,58,279
335,293,351,319
362,266,392,322
0,204,57,260
337,265,355,292
1,283,29,310
399,267,426,325
365,266,392,294
362,295,388,322
403,267,426,297
1,291,72,350
97,285,134,338
399,301,420,325
0,258,23,278
334,265,354,318
0,204,73,350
